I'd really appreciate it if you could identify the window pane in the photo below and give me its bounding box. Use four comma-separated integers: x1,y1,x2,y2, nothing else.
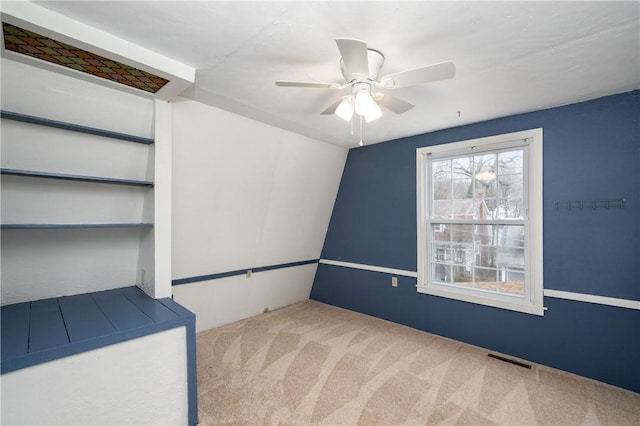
449,224,474,244
474,267,497,283
452,156,473,178
429,222,526,297
433,180,451,200
432,244,452,262
474,223,494,243
475,178,497,199
497,174,523,198
473,268,524,297
498,270,525,296
430,150,524,221
474,268,498,293
496,225,525,268
452,179,473,199
498,150,523,175
474,198,497,220
432,200,452,219
452,265,472,286
497,198,524,219
475,244,497,269
451,199,474,219
452,244,470,264
432,263,451,283
473,153,497,184
432,159,451,180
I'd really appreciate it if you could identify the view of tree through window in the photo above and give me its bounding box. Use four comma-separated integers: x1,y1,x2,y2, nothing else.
430,149,526,297
418,129,543,315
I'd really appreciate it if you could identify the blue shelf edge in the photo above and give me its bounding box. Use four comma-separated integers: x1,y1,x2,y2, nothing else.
1,223,154,229
1,168,154,187
1,110,154,145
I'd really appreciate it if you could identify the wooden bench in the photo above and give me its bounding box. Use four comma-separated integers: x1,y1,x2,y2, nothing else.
1,286,197,425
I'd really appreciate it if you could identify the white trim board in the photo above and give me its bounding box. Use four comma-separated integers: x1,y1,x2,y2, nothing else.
318,259,639,311
319,259,417,278
543,289,640,311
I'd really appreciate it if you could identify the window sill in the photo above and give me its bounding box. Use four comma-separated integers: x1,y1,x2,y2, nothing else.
417,284,544,316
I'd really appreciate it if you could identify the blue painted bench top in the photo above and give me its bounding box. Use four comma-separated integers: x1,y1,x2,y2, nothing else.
1,286,194,374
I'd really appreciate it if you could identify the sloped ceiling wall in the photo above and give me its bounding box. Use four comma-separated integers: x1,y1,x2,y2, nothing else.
171,99,347,331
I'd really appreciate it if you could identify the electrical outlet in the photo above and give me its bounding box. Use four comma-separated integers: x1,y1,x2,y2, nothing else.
246,269,252,278
391,277,398,287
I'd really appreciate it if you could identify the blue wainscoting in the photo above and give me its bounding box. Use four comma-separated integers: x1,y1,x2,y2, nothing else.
311,90,640,393
311,264,640,392
1,286,198,426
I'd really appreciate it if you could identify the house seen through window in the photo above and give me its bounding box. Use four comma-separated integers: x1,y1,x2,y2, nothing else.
416,129,544,315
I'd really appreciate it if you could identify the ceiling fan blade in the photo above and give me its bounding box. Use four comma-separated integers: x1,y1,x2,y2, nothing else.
336,38,370,78
321,98,343,115
381,61,456,89
276,80,341,89
377,94,414,114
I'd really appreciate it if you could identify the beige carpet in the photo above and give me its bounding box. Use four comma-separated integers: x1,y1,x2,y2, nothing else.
196,300,640,425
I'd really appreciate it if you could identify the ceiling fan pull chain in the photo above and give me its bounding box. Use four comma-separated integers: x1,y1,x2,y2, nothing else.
359,115,364,146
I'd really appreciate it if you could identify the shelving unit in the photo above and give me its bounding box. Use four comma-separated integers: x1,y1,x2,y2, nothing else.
1,108,156,304
1,110,154,231
1,38,189,424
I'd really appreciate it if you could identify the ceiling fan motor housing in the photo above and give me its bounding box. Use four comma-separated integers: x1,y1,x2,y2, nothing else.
352,81,373,100
340,49,385,82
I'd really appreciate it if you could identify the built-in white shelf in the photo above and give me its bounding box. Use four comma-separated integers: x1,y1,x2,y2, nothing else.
1,223,154,230
1,168,154,187
0,110,154,145
1,111,155,231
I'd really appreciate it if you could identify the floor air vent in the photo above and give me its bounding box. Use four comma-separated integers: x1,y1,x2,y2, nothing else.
488,353,532,369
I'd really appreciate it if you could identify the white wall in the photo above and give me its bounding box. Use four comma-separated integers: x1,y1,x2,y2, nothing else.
0,327,188,425
174,264,318,333
0,58,155,305
0,58,153,136
149,99,173,299
171,100,347,331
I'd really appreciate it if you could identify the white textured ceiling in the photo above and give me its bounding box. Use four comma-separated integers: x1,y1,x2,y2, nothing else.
34,1,640,148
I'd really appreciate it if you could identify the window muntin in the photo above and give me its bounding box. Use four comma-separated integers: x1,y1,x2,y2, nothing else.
416,129,543,315
430,148,524,221
429,147,526,299
430,223,525,297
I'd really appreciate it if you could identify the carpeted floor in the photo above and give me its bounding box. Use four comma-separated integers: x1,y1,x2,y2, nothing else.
196,300,640,425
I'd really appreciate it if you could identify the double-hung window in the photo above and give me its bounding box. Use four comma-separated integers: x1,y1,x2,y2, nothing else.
416,129,543,315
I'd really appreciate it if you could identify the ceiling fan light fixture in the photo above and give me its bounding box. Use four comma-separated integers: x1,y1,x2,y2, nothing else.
352,83,382,122
335,97,354,122
275,37,456,130
363,101,382,123
354,86,375,115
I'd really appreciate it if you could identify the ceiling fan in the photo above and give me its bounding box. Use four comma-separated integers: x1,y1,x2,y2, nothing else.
275,38,456,125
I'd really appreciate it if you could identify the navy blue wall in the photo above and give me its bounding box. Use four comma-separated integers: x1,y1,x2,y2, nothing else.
311,90,640,393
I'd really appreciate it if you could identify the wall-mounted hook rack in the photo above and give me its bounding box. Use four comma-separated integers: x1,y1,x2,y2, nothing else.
554,198,626,211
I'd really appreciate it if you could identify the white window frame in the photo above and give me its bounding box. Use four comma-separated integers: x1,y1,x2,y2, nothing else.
416,129,544,316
